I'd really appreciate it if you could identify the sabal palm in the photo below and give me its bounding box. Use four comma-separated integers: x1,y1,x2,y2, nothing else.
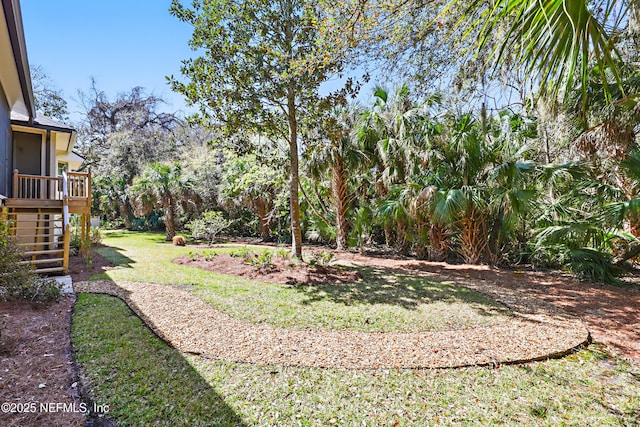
130,162,196,240
419,113,537,263
448,0,627,103
366,84,435,187
307,105,367,250
361,85,438,248
93,175,133,229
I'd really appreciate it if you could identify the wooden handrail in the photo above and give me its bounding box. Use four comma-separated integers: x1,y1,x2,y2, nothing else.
12,170,91,201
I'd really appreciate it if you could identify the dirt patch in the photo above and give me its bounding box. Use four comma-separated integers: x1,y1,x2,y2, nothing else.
0,296,86,426
174,253,363,285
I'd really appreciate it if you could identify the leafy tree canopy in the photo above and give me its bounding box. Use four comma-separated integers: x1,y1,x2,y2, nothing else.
169,0,361,257
30,65,69,122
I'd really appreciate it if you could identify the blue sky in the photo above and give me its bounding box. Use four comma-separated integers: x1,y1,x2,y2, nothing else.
20,0,194,122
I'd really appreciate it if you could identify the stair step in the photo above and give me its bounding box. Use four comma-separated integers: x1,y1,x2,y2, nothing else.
35,267,65,274
16,241,62,247
19,257,64,265
23,249,64,256
10,226,63,231
10,234,60,239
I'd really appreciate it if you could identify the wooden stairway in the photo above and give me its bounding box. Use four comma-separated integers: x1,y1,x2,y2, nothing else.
4,205,70,274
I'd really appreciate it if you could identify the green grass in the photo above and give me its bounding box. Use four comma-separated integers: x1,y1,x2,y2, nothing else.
94,230,511,332
73,292,640,426
72,293,246,426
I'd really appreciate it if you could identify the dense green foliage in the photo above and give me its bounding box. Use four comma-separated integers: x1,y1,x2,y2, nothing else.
70,1,640,284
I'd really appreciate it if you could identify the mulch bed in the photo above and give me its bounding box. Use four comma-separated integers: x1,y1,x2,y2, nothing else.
0,251,116,427
335,252,640,366
174,253,362,285
67,248,115,282
74,278,588,369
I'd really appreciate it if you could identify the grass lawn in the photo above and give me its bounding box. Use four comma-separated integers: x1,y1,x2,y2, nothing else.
93,231,511,332
73,292,640,426
72,230,640,425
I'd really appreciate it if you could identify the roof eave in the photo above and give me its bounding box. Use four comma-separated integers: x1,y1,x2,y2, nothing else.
2,0,34,121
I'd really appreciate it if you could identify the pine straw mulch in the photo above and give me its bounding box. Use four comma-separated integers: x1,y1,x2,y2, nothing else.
0,296,86,427
0,254,117,427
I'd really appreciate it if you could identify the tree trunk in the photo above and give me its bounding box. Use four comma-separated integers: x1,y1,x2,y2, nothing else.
613,243,640,265
287,86,303,259
164,196,176,240
332,160,349,251
429,224,450,261
383,225,395,248
457,206,489,264
118,201,133,230
255,197,271,241
395,221,410,256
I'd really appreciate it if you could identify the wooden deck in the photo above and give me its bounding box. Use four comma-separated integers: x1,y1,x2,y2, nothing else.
2,170,91,274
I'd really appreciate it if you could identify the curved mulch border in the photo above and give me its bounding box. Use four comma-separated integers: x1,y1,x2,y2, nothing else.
74,279,589,369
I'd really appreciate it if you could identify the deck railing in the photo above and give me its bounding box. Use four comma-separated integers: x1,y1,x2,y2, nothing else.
13,169,91,201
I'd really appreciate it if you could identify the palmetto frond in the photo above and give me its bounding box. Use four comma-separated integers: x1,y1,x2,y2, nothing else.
535,222,622,250
601,197,640,226
621,150,640,183
447,0,626,103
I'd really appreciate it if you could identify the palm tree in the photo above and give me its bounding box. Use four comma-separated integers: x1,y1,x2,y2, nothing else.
306,105,368,250
130,162,198,240
447,0,627,104
413,112,538,264
359,84,437,249
93,174,134,230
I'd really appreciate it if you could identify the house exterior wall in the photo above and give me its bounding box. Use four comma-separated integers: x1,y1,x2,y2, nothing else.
0,86,11,197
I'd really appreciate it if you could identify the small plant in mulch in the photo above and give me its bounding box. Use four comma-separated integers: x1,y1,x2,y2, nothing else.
229,246,253,261
275,247,290,259
246,249,275,271
202,250,217,261
189,250,218,262
308,250,335,267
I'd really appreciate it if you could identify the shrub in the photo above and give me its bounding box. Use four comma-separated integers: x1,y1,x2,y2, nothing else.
90,227,102,245
187,211,233,245
0,221,61,302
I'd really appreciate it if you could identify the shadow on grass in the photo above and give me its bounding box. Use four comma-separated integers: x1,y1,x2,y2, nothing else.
94,245,135,268
72,292,247,426
292,267,511,317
